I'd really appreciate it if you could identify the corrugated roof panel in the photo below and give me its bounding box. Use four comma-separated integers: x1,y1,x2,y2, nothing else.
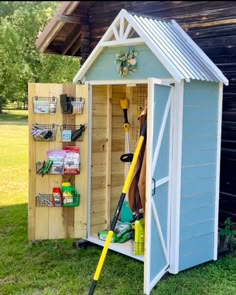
131,12,228,84
133,15,193,80
157,21,210,80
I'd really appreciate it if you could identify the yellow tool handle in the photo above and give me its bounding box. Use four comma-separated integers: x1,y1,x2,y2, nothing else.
120,98,129,109
88,121,147,295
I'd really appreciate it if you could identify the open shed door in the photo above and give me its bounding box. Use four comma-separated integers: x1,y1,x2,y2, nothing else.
28,83,88,241
144,79,174,294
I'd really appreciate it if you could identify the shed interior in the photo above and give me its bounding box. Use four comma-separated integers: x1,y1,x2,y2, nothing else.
89,83,148,260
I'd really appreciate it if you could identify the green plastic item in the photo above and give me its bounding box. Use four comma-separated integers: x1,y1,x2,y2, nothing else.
121,200,134,222
62,182,80,207
98,221,132,243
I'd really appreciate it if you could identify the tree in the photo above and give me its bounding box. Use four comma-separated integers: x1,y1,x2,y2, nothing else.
0,1,80,113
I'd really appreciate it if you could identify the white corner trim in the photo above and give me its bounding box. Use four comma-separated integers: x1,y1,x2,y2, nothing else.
214,82,223,260
168,80,184,274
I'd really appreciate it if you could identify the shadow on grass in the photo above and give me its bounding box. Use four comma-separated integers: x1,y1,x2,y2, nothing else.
0,111,28,125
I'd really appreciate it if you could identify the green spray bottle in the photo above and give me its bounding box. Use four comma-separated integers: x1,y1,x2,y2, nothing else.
62,182,80,207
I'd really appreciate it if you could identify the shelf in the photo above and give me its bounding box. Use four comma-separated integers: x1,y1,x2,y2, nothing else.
88,235,144,262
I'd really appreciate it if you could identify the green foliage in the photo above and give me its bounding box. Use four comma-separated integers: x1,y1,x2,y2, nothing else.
0,2,80,106
219,217,236,238
219,217,236,252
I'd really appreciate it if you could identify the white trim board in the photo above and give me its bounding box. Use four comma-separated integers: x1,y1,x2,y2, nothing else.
214,82,223,260
168,80,184,274
86,79,148,85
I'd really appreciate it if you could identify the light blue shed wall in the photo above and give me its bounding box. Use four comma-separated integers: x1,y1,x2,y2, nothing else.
85,44,172,80
179,80,220,271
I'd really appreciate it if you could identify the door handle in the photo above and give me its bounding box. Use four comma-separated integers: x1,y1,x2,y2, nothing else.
152,178,156,196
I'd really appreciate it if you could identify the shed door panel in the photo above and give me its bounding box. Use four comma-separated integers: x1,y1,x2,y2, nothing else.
144,79,173,294
28,83,88,240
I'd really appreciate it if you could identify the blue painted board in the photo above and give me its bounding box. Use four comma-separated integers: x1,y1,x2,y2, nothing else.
180,219,214,241
184,80,219,106
182,135,217,150
155,114,170,180
182,148,217,166
150,213,166,280
181,164,216,181
179,233,214,271
179,232,214,256
183,120,217,137
180,205,215,226
181,177,216,197
181,191,214,212
85,44,172,80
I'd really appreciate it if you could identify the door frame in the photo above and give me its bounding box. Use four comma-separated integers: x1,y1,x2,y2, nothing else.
83,78,183,288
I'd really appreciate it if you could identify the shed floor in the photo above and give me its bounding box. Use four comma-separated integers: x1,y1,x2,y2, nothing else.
88,234,144,262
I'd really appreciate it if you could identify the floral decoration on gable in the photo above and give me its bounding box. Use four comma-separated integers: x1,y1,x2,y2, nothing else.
115,49,138,77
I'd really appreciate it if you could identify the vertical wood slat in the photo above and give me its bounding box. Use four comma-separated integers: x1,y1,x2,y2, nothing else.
90,85,107,234
61,84,77,238
47,84,65,239
34,83,51,239
28,83,36,240
74,84,89,238
106,86,112,226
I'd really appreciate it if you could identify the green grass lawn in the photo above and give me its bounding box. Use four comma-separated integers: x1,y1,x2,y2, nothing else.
0,109,28,123
0,110,236,295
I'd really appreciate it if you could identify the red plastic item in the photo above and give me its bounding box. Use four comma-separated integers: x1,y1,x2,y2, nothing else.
52,187,63,207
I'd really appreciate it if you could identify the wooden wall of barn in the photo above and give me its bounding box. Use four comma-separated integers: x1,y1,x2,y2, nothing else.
80,1,236,226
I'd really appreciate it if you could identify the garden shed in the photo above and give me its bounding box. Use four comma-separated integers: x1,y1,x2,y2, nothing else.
29,8,228,295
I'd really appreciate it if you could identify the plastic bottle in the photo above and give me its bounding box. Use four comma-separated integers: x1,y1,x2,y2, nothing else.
61,182,80,207
52,187,63,207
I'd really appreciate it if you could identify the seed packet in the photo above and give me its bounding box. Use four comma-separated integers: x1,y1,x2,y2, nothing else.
47,150,66,174
63,146,80,174
34,100,49,114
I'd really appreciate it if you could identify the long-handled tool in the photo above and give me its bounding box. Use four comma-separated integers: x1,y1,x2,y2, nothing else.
88,120,147,295
120,98,133,163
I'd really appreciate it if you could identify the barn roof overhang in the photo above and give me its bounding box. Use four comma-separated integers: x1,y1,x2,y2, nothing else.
36,1,92,58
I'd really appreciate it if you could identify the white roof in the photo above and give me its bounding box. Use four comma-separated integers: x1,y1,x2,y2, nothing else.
73,9,228,85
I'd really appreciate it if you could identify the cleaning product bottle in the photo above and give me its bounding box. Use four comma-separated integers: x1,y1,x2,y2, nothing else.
134,217,145,256
62,182,80,207
52,187,63,207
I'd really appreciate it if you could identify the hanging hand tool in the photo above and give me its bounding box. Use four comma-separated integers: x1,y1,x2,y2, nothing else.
88,120,147,295
120,98,133,163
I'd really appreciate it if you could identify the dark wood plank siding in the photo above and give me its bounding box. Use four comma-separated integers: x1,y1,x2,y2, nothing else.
82,1,236,225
